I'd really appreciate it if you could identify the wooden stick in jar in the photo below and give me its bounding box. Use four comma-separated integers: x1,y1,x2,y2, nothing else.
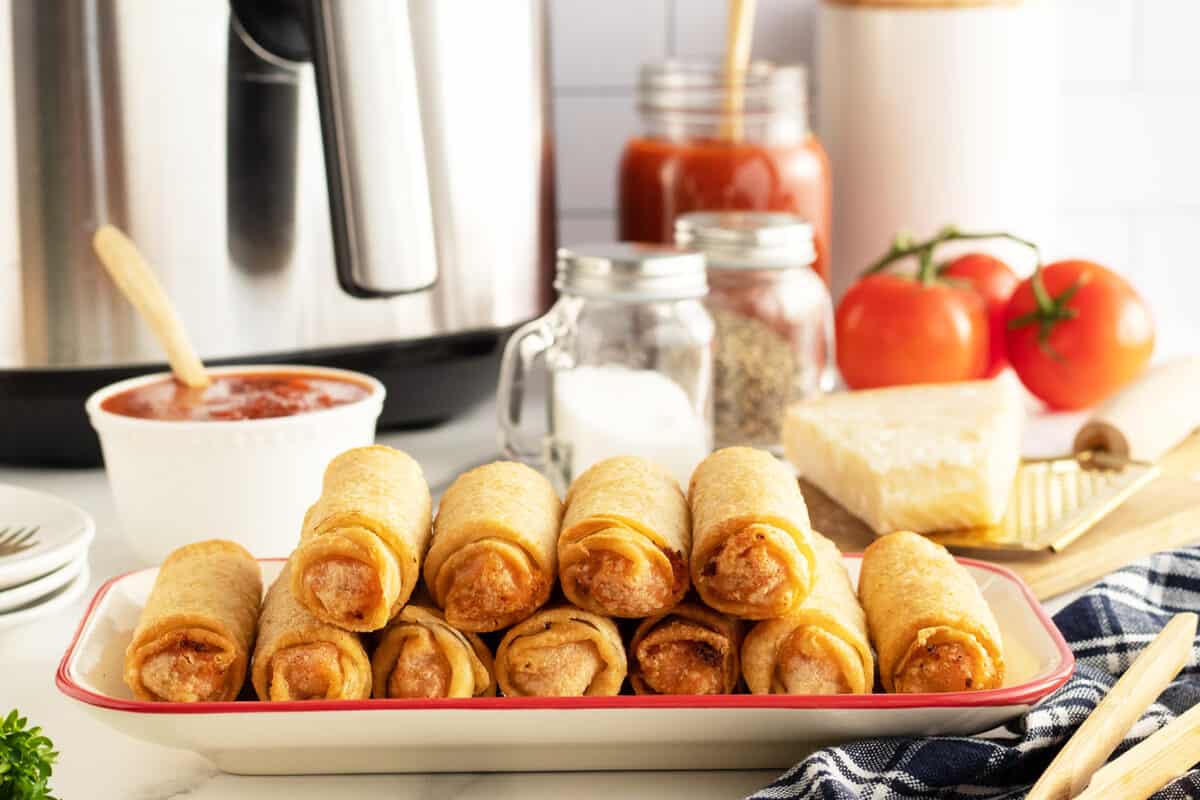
721,0,757,142
92,224,210,389
1072,700,1200,800
1027,612,1197,800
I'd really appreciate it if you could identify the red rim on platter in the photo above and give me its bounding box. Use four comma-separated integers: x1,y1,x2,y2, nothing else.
56,556,1074,715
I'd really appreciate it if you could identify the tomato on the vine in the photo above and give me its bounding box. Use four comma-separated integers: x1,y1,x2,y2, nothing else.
836,273,988,389
837,227,1036,390
941,253,1020,376
1004,260,1154,410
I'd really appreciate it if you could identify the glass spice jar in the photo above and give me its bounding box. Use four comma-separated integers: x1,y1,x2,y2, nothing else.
675,212,834,453
497,243,715,492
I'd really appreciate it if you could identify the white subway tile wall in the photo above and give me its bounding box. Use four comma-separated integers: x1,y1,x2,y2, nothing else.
551,0,1200,356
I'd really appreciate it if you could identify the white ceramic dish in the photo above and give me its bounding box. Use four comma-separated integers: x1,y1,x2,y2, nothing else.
0,550,89,613
58,556,1073,775
0,564,90,632
86,365,384,564
0,484,95,590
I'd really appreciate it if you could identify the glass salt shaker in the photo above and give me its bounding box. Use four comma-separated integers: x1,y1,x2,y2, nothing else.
497,243,714,492
675,212,835,454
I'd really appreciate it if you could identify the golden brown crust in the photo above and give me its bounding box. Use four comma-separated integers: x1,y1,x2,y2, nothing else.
688,448,815,618
425,462,562,632
251,563,372,701
741,534,874,695
290,446,433,632
559,457,691,618
495,605,627,697
630,602,742,695
124,540,262,702
371,605,495,699
859,531,1005,693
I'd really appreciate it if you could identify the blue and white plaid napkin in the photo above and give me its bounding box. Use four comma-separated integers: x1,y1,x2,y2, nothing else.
750,547,1200,800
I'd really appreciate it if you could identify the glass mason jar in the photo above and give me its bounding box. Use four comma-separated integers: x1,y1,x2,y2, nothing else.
498,243,714,492
619,60,832,284
675,212,834,454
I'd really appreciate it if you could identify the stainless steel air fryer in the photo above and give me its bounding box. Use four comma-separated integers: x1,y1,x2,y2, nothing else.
0,0,555,465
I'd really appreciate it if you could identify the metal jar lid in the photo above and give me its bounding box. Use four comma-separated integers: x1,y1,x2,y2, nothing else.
674,212,817,270
555,243,708,300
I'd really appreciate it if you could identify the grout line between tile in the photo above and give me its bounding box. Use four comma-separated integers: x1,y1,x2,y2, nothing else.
1130,0,1145,91
1059,205,1200,217
559,209,617,218
553,86,637,98
1128,212,1141,275
666,0,677,57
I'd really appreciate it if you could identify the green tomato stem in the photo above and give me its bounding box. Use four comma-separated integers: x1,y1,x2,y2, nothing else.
864,226,1041,278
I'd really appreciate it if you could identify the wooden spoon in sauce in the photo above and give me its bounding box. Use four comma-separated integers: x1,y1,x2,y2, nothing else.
92,224,211,390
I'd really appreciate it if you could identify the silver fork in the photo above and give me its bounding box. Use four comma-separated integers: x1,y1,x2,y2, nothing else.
0,526,40,557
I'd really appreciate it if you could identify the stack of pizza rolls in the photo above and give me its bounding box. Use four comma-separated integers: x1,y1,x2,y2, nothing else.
123,445,1006,702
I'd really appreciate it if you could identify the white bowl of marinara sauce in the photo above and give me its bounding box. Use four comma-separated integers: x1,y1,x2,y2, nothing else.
86,364,384,565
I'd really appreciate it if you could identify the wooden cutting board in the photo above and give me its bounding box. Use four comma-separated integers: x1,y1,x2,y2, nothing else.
811,431,1200,600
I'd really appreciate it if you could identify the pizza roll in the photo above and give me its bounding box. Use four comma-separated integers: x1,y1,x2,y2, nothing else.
742,534,873,695
424,462,562,633
290,446,433,632
689,447,816,619
124,540,262,703
860,531,1005,693
559,456,690,618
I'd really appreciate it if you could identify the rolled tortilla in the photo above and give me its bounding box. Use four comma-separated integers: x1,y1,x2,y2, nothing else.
252,562,372,701
688,447,816,619
495,606,627,697
630,602,742,695
371,605,495,699
859,531,1005,693
424,461,562,633
290,446,432,632
559,456,690,618
742,534,873,695
124,540,262,703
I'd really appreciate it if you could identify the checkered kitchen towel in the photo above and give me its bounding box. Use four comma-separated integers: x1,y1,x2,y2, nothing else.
749,547,1200,800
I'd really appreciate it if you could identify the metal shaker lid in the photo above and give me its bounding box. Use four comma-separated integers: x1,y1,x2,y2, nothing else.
674,212,816,270
555,243,708,300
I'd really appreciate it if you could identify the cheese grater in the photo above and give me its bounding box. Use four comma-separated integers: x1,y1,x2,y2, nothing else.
927,451,1160,552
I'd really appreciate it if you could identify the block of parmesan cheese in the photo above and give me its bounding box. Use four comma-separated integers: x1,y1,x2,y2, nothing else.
783,379,1023,534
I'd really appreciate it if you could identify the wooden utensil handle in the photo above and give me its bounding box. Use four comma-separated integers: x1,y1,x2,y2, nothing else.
1026,612,1197,800
92,225,210,389
1074,700,1200,800
721,0,757,142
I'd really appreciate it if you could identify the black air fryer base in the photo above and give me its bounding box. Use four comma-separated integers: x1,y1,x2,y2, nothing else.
0,328,510,467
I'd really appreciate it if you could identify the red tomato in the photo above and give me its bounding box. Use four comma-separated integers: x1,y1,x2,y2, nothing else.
942,253,1020,376
836,273,989,390
1004,260,1154,410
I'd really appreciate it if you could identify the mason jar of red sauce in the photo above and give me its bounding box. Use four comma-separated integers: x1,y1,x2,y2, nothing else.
619,61,832,284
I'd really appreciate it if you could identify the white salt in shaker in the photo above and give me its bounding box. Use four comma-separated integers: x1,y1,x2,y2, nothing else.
497,243,714,491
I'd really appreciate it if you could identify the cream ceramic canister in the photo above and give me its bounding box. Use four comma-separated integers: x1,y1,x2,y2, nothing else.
817,0,1058,299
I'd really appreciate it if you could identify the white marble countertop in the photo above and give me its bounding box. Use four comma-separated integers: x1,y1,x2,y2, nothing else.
0,396,1094,800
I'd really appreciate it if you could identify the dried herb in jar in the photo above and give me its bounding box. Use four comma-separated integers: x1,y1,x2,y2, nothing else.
712,308,796,449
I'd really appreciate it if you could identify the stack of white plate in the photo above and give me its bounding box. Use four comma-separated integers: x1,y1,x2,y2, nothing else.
0,485,95,632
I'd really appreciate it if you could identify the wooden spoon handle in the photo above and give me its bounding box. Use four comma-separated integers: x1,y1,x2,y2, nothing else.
721,0,757,142
1026,612,1197,800
1074,700,1200,800
92,225,210,389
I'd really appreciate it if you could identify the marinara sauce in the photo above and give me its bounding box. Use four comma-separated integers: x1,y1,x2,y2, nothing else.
618,61,831,284
102,372,371,421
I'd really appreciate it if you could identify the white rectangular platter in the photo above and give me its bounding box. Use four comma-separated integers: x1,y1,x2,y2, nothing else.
57,557,1072,775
